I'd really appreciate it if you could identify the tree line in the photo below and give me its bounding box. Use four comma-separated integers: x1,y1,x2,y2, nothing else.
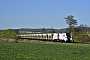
65,15,90,42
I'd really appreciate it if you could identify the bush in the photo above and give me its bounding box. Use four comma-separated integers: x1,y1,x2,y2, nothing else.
73,34,90,43
0,29,19,42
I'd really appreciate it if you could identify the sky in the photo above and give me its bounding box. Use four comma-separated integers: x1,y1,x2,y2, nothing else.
0,0,90,29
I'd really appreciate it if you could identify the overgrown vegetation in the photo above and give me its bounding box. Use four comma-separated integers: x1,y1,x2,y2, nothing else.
0,42,90,60
73,32,90,42
73,24,90,42
65,15,90,43
0,29,19,42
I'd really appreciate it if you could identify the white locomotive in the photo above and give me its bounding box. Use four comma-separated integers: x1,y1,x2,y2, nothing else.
53,33,74,42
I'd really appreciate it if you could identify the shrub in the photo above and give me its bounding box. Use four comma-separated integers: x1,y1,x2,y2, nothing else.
73,34,90,43
0,29,19,42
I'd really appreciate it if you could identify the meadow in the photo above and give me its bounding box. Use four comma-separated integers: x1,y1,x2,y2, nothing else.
0,42,90,60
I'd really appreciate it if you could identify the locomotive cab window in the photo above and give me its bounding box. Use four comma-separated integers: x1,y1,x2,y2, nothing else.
66,33,71,37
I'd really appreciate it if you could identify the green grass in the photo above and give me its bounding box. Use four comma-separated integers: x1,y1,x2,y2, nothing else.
0,42,90,60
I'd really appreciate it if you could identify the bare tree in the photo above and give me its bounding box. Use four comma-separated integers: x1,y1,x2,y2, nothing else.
65,15,77,33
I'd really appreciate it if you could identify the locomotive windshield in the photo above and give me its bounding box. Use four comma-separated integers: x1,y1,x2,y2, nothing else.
66,33,71,37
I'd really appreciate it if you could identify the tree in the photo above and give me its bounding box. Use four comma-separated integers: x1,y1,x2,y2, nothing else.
72,24,90,42
42,28,46,33
13,29,19,34
79,24,88,33
65,15,77,33
48,30,56,33
0,29,19,40
74,24,88,34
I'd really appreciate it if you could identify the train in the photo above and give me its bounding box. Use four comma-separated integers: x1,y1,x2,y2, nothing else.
18,33,74,42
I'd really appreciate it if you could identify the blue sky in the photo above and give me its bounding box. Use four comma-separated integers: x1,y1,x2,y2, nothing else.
0,0,90,29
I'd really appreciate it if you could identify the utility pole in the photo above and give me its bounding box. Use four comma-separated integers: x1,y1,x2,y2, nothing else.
52,26,53,40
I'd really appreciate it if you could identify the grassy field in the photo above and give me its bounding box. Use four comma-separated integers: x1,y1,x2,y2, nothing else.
0,42,90,60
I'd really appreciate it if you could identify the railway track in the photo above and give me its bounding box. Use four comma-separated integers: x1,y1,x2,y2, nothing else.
20,38,90,44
